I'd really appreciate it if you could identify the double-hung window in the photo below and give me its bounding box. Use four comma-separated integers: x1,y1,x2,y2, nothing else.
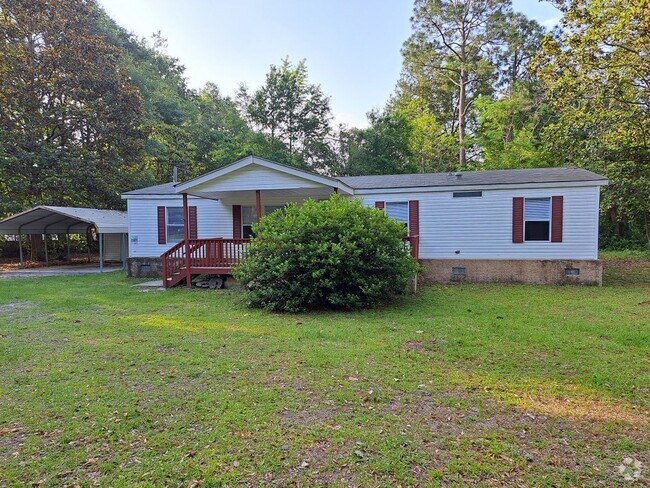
524,197,551,241
241,206,257,239
166,207,185,243
385,201,409,232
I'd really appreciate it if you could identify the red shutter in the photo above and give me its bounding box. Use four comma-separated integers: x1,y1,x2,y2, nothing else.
375,201,385,209
188,206,198,239
551,196,563,242
157,206,166,244
232,205,242,239
408,200,419,236
512,197,524,243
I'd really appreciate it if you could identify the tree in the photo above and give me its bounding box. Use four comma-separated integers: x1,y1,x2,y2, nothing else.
0,0,145,215
534,0,650,243
399,0,510,166
475,83,552,169
239,58,332,169
344,110,416,176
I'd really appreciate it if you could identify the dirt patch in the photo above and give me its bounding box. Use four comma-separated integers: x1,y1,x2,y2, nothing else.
281,404,352,427
0,424,26,457
403,339,440,353
0,301,37,318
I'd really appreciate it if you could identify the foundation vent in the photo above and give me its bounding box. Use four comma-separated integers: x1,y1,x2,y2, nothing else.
452,267,467,281
565,268,580,276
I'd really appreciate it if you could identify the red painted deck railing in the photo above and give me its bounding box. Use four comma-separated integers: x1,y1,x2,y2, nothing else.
161,238,251,287
403,235,419,260
162,235,418,287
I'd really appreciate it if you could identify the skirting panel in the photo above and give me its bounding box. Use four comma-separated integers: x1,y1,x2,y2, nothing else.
419,259,602,285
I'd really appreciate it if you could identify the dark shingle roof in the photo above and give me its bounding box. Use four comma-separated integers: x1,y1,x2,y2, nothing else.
122,182,177,195
123,167,607,196
336,167,607,190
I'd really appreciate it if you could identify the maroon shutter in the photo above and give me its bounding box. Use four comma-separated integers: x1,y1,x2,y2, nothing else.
551,195,563,242
188,206,198,239
512,197,524,243
408,200,419,236
232,205,242,239
157,206,166,244
375,201,385,209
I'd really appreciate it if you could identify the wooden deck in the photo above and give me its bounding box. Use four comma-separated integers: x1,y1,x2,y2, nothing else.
161,238,250,288
162,235,419,288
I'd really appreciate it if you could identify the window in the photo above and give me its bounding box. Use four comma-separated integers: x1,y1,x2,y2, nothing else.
166,207,185,243
241,206,286,238
242,206,257,238
264,205,284,215
385,202,409,231
524,197,550,241
453,191,482,198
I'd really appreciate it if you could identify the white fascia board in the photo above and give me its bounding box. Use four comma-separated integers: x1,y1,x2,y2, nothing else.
121,194,203,201
351,179,608,195
174,155,352,194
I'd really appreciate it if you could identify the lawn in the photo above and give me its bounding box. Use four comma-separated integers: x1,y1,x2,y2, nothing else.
1,260,648,486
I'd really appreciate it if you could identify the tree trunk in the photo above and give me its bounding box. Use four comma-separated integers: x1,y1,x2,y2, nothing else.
609,207,621,237
458,68,466,166
458,19,467,167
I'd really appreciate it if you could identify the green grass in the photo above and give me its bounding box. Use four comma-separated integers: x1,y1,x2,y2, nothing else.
1,261,649,486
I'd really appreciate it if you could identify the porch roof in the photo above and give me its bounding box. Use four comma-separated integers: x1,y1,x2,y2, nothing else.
173,156,354,199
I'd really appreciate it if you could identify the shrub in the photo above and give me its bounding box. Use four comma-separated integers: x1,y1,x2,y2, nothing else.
234,195,421,312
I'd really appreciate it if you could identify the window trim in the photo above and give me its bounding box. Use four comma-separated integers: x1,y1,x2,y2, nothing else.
524,197,551,242
166,207,185,243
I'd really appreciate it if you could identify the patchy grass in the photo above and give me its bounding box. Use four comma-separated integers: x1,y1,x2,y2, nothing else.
0,260,648,486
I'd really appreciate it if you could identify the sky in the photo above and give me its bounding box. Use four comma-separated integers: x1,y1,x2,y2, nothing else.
100,0,561,128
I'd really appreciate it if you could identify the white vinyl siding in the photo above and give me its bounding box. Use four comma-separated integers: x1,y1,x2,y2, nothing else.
362,186,600,260
126,196,231,258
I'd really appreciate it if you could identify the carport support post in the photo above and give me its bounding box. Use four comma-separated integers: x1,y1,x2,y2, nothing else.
44,233,49,267
66,234,71,263
18,233,24,269
99,232,103,273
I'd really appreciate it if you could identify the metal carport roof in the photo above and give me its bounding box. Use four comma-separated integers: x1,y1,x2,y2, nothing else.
0,206,127,235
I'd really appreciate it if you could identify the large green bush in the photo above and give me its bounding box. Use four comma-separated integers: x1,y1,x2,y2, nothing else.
234,195,421,312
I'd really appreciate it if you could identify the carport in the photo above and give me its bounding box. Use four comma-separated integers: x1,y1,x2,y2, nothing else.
0,206,128,271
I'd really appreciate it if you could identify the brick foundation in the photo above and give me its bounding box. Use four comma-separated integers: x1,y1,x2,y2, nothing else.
419,259,602,286
127,257,162,278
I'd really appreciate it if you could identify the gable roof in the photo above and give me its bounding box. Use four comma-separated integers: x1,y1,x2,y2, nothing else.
0,206,127,235
337,167,608,190
122,182,177,196
174,155,354,195
122,163,608,198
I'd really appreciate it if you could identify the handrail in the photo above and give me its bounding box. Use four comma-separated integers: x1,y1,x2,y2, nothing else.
402,235,419,260
161,238,251,287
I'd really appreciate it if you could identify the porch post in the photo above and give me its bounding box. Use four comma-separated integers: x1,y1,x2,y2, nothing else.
183,192,191,288
255,190,262,223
